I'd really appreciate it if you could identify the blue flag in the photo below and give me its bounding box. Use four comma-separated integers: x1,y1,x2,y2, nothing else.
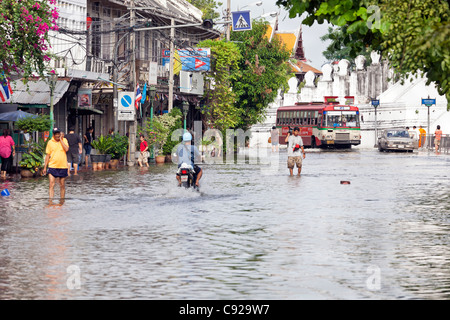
142,83,147,102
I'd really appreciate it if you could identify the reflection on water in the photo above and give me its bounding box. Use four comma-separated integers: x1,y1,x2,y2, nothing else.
0,150,449,299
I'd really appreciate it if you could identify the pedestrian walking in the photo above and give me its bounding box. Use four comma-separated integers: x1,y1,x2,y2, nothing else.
285,127,306,176
66,127,82,176
419,126,426,148
138,134,149,167
83,127,94,167
270,126,279,152
0,129,15,179
42,128,69,199
434,125,443,153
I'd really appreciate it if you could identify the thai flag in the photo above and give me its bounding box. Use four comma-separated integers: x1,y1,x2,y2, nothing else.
0,74,13,103
135,84,142,110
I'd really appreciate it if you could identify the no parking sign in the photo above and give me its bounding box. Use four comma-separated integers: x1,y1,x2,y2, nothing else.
118,92,135,121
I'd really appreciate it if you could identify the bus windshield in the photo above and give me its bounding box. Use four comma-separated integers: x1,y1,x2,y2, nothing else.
324,111,360,128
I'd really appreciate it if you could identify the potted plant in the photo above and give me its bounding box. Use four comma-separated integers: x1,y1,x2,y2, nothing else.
108,134,128,168
19,139,47,178
143,111,181,164
142,110,182,164
91,135,113,169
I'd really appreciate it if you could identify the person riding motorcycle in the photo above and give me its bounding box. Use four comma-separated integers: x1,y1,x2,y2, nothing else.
176,132,203,187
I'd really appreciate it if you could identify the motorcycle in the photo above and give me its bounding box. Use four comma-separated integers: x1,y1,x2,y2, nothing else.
177,163,198,189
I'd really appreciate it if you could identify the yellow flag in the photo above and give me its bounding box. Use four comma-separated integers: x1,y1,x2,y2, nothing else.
174,50,182,75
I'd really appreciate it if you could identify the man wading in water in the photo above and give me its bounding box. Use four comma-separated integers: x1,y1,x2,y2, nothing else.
285,127,306,176
42,128,69,200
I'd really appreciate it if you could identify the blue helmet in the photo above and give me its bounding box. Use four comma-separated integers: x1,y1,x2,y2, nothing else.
183,132,192,142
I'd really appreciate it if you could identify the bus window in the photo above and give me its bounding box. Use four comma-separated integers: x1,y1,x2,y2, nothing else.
313,111,318,125
295,111,300,125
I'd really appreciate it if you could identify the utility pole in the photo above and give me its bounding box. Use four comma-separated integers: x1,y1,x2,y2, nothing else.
168,18,175,112
128,0,137,166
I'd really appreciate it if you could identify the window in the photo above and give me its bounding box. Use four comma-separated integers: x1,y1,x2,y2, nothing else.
91,18,101,58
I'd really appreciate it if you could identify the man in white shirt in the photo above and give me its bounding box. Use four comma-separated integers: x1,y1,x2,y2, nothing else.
285,127,306,176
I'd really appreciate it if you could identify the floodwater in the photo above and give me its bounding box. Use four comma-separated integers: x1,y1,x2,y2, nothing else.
0,149,449,299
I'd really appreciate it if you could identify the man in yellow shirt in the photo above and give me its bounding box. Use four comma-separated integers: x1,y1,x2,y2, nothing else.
42,128,69,199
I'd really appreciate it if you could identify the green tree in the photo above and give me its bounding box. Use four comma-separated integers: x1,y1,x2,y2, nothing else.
187,0,223,20
197,39,242,132
0,0,58,80
15,114,51,132
231,20,292,130
320,26,371,66
276,0,450,109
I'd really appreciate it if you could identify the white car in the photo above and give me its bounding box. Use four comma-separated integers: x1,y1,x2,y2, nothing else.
378,129,415,152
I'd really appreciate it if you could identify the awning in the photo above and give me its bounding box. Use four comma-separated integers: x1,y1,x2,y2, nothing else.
19,104,48,109
9,79,70,105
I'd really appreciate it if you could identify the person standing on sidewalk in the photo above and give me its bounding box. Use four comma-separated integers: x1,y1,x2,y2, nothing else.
285,127,306,176
66,127,82,176
0,129,15,179
434,125,443,153
42,128,69,199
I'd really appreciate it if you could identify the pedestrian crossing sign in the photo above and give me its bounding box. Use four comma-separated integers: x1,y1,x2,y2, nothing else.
232,11,252,31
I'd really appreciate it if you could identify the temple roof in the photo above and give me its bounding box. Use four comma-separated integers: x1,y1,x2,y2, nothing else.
264,17,321,75
290,60,322,74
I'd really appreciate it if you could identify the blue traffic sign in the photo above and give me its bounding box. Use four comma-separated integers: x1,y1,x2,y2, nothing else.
422,98,436,106
371,99,380,106
121,94,133,108
232,11,252,31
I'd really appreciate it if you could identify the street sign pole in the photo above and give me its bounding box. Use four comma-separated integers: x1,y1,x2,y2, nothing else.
371,99,380,147
421,97,436,150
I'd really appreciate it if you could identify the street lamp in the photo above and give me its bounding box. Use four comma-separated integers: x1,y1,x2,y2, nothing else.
182,100,189,132
49,72,58,139
149,86,156,120
259,11,278,18
149,86,156,160
238,1,263,10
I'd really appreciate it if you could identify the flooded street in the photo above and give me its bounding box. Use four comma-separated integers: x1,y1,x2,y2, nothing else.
0,149,449,299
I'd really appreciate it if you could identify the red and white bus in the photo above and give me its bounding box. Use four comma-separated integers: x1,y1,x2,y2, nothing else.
276,102,361,148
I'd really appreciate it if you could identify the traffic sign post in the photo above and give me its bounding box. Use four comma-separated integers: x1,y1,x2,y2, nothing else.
371,99,380,147
118,92,136,121
422,98,436,150
232,11,252,31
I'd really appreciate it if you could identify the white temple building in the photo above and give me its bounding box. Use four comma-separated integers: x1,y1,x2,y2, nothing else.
250,50,449,149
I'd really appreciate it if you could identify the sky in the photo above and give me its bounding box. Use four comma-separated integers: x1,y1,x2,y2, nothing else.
218,0,333,70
